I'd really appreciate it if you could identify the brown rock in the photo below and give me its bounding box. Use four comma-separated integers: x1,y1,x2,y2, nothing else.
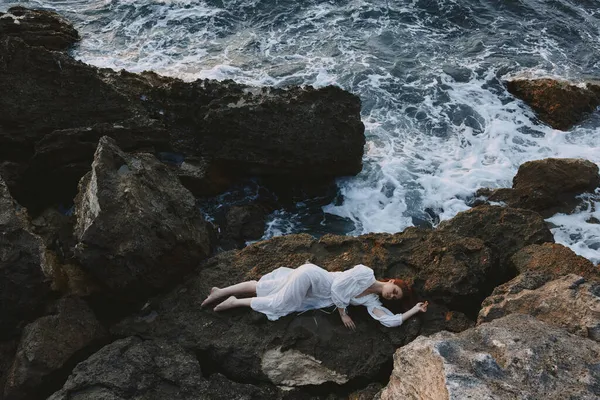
482,158,600,217
0,7,79,51
3,297,107,400
379,314,600,400
112,230,488,388
506,78,600,130
438,205,554,268
511,242,599,280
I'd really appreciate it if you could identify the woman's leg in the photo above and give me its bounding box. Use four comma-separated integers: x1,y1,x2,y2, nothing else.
213,296,253,311
201,280,257,307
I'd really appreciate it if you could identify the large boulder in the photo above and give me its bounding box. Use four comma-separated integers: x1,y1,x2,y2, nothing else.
438,205,554,269
378,314,600,399
73,137,213,301
47,337,279,400
0,7,79,51
3,297,107,400
0,176,52,339
0,11,365,212
479,158,599,217
511,242,599,279
506,78,600,130
478,274,600,341
111,231,494,389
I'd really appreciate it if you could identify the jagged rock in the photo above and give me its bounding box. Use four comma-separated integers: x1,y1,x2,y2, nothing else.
478,158,600,217
0,16,364,212
378,314,600,400
0,175,52,339
511,242,599,279
47,337,279,400
349,383,384,400
73,137,213,301
112,231,487,388
0,7,79,51
221,204,271,249
3,297,107,400
0,341,17,398
478,274,600,341
506,78,600,130
438,205,554,269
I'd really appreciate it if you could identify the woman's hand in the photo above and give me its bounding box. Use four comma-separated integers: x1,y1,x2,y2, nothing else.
415,301,428,313
341,314,356,331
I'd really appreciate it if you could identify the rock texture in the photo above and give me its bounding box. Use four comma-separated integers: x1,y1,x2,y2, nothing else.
0,15,365,212
478,274,600,341
3,297,107,400
438,205,554,268
478,158,600,217
379,314,600,400
506,78,600,130
0,7,79,51
111,231,498,388
47,337,278,400
0,175,52,339
511,242,599,279
72,137,213,300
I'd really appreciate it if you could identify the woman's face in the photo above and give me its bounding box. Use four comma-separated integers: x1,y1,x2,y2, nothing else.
382,281,403,300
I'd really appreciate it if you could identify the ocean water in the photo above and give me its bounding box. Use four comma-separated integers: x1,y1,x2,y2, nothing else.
3,0,600,264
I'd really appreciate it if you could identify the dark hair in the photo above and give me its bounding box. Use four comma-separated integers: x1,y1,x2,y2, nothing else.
378,278,415,312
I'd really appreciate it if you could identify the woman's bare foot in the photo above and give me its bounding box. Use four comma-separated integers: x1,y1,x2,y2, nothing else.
201,287,222,307
213,296,238,312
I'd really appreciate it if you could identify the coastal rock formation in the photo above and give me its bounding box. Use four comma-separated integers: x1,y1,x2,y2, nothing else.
478,158,600,217
378,314,600,400
0,12,365,212
221,204,272,249
511,242,599,279
478,274,600,341
506,78,600,130
73,137,213,300
47,337,278,400
3,298,107,400
0,7,79,51
0,176,52,339
438,205,554,268
111,230,502,387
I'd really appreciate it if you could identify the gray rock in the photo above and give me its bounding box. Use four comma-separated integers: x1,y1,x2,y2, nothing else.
379,314,600,399
73,137,213,300
3,297,107,400
478,274,600,341
47,337,277,400
0,175,51,339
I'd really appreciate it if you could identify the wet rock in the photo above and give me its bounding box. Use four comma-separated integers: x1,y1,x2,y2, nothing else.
47,337,278,400
0,7,79,51
170,157,234,197
0,175,52,339
3,297,107,400
112,231,487,387
478,274,600,341
506,78,600,130
349,383,383,400
73,137,213,301
511,243,599,280
379,314,600,400
480,158,600,217
438,205,554,269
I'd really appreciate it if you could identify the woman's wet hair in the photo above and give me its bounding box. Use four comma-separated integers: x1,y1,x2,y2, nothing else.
379,278,416,312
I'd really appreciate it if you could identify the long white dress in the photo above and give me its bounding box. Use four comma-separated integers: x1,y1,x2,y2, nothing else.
250,263,404,327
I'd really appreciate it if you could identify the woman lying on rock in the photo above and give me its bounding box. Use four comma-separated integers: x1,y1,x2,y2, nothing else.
201,263,428,329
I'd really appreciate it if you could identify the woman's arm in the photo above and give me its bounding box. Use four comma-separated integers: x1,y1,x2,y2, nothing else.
370,301,428,327
338,307,356,331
